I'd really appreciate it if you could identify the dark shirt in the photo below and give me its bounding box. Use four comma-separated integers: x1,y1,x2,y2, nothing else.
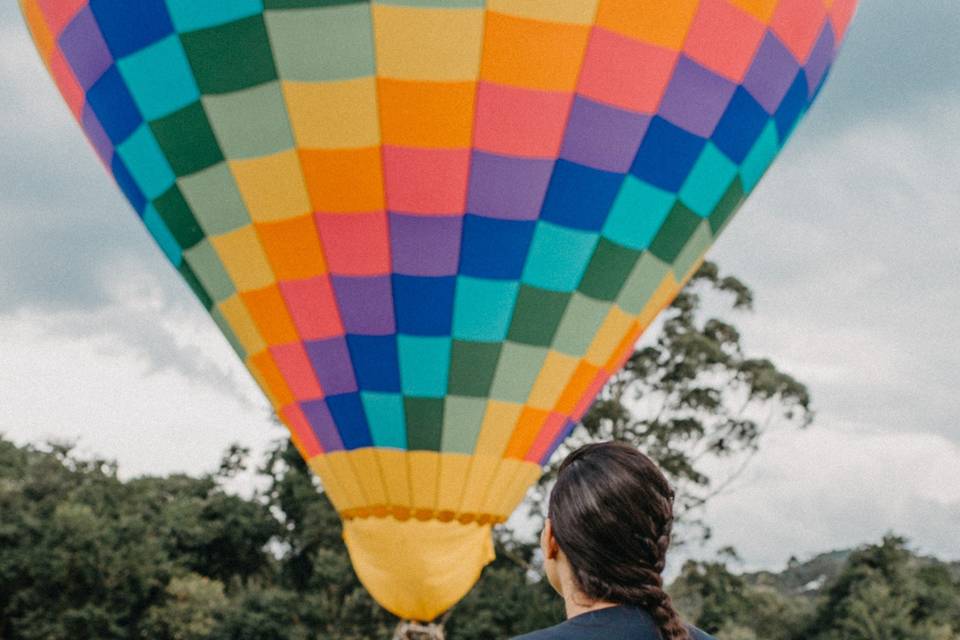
512,605,715,640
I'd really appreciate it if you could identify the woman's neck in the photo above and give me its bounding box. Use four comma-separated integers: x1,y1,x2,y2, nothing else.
563,590,619,619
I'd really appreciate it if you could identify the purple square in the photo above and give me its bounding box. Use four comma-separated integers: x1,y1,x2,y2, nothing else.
743,33,801,114
467,151,554,221
304,337,357,396
331,275,395,335
658,56,737,138
804,24,836,96
58,7,113,90
390,213,462,276
81,105,113,165
299,399,345,453
561,96,651,173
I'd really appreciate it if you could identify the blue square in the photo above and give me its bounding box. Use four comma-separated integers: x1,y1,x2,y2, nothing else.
117,35,199,121
630,116,706,193
115,125,176,200
459,215,535,280
398,336,451,398
540,160,624,231
452,276,519,342
111,156,146,214
165,0,264,32
679,144,739,218
87,66,143,144
775,71,809,142
712,87,770,164
90,0,175,59
142,204,182,265
326,393,373,450
602,177,675,250
522,222,598,292
393,275,455,336
347,335,400,393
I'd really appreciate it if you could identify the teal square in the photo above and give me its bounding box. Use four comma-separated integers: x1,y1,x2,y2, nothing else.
522,222,598,293
182,240,236,302
679,143,739,218
117,35,199,121
398,335,451,398
202,82,294,159
361,392,407,449
740,121,781,192
115,125,176,200
166,0,264,32
177,163,251,235
441,396,486,454
601,176,675,251
488,342,547,403
452,276,519,342
265,4,375,81
552,293,612,357
616,252,671,315
143,204,182,266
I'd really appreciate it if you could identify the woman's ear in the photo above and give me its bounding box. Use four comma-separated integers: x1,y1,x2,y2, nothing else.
542,518,559,560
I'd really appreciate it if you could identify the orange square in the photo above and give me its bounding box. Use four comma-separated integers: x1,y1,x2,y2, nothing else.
256,215,328,280
21,1,55,60
241,285,300,345
481,12,591,91
378,79,476,148
684,0,766,82
504,407,550,460
473,82,571,157
249,350,295,407
279,275,344,341
299,147,385,213
524,412,568,463
554,361,600,414
314,211,391,276
571,370,609,421
596,0,699,50
578,28,678,113
604,320,642,373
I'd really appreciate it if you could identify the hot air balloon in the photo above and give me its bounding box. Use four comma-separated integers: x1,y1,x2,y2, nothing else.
20,0,856,624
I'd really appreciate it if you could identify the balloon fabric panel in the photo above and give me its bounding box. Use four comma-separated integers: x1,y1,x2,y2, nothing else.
20,0,857,622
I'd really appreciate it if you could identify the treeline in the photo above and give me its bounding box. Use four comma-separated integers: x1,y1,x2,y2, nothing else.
1,436,958,640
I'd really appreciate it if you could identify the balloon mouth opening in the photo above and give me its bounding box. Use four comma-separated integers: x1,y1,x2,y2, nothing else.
340,505,508,526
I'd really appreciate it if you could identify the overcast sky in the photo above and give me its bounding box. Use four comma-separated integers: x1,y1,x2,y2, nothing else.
1,2,958,572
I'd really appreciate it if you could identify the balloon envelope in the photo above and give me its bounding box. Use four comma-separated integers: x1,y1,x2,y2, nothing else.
21,0,856,621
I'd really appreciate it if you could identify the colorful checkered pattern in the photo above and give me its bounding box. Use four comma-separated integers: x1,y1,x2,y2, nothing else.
22,0,855,525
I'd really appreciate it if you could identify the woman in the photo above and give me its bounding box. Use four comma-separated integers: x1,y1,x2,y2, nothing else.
514,442,714,640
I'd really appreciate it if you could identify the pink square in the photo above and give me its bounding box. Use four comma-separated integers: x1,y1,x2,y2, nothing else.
524,412,567,463
829,0,857,43
474,82,571,158
771,0,829,63
383,147,471,215
578,27,678,114
37,0,87,36
279,275,344,341
281,404,324,458
48,48,85,120
684,0,766,82
314,211,390,276
270,342,324,401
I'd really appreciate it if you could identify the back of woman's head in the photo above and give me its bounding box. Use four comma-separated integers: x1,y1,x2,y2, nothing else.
548,441,689,640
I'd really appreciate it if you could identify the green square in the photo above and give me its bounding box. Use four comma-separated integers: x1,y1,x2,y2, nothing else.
182,240,236,302
150,102,224,177
180,15,278,94
264,0,366,8
552,293,612,357
153,185,205,249
203,82,294,159
617,252,671,315
447,340,500,397
507,285,570,347
648,202,702,264
489,342,548,403
708,176,744,235
441,396,486,454
672,220,713,280
404,397,444,452
177,260,214,310
265,4,375,81
177,163,251,235
578,238,641,301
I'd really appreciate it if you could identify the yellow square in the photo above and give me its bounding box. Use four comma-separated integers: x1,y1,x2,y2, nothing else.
473,400,523,457
210,225,276,291
308,455,353,512
437,453,472,513
527,351,580,410
408,451,440,511
376,449,412,507
347,448,388,505
283,78,381,149
372,4,484,81
459,454,501,515
230,149,312,221
487,0,598,25
325,451,370,508
585,306,635,366
217,294,266,355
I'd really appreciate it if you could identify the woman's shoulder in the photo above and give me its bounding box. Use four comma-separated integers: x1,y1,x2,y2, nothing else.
510,606,717,639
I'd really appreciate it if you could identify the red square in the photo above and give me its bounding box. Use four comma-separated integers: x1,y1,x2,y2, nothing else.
37,0,86,36
578,27,678,114
829,0,857,43
279,275,344,341
771,0,829,63
474,82,571,158
270,342,324,401
314,211,390,276
382,147,471,215
48,48,85,120
683,0,766,82
281,404,323,458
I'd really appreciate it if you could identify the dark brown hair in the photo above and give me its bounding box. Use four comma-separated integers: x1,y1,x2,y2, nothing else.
548,441,689,640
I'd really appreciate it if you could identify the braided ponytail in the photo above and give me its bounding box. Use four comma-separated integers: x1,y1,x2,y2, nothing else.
548,442,690,640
